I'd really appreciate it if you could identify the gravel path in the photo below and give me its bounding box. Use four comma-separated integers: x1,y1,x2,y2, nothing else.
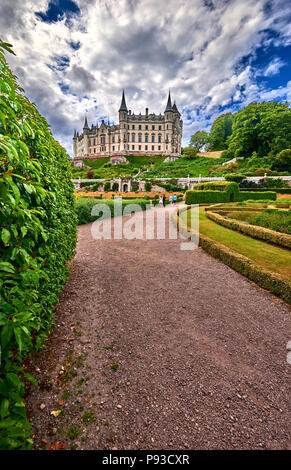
25,206,290,450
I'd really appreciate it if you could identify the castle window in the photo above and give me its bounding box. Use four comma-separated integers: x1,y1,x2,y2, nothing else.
152,125,155,130
145,125,148,130
159,125,162,130
132,145,135,150
94,148,96,153
158,135,161,143
145,145,148,150
112,136,115,143
138,145,141,150
151,134,155,142
158,145,161,150
138,134,142,143
113,146,115,151
132,133,135,142
101,136,105,144
152,145,154,151
132,124,135,130
145,134,148,143
166,124,169,129
138,124,142,130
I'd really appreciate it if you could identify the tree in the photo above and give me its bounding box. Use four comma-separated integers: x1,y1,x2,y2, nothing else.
182,147,198,159
104,181,111,191
145,181,152,192
226,101,291,159
208,113,233,150
272,149,291,172
189,131,209,151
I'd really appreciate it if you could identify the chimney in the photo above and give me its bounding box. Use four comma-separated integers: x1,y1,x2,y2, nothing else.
145,108,148,117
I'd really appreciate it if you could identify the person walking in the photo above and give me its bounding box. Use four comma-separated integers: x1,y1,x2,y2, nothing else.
159,195,163,206
169,195,173,205
162,194,166,207
173,194,177,204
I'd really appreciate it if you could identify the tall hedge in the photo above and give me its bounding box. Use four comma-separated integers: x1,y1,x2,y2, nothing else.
185,189,276,204
0,41,77,449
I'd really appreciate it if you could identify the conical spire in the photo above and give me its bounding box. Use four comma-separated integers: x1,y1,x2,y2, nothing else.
119,89,128,112
165,90,173,112
73,129,77,138
83,115,89,129
172,101,179,114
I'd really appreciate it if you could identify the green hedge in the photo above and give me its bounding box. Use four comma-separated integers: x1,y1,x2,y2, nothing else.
173,208,291,304
206,211,291,249
0,41,77,449
240,187,291,194
185,189,276,204
76,197,149,225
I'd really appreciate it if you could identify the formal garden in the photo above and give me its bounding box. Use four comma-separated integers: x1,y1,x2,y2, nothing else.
1,38,291,450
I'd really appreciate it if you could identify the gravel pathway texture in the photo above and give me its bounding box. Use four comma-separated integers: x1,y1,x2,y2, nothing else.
25,205,290,450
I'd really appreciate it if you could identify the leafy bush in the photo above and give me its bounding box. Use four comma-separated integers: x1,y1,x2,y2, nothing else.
225,174,245,183
0,41,77,449
182,146,198,159
111,182,119,192
264,177,284,188
104,181,111,191
131,180,139,192
87,170,94,178
144,181,152,192
272,149,291,171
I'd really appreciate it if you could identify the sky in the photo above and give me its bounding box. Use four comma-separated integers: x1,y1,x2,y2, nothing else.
0,0,290,156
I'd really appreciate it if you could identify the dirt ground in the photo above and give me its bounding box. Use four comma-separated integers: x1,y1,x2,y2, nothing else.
25,206,290,450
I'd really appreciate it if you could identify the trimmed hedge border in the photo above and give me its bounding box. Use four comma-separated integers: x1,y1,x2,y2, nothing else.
240,188,291,194
185,189,277,204
172,207,291,304
206,210,291,249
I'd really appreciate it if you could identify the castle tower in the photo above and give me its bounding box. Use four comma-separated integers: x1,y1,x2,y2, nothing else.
119,90,128,153
164,91,174,154
83,115,90,156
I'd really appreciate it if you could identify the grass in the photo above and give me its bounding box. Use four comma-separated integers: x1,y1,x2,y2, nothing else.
66,426,81,440
143,156,228,178
181,207,291,279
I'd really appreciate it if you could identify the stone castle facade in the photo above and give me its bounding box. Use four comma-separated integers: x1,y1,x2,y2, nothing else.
73,90,183,165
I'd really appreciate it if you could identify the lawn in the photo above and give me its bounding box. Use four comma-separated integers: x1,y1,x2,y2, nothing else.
181,206,291,279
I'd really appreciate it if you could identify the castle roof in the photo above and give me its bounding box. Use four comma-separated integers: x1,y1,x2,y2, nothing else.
165,90,173,112
119,89,128,112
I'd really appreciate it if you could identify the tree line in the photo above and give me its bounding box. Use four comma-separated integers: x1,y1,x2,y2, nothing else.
188,101,291,171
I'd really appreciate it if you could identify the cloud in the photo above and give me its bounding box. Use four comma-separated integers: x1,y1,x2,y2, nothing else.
0,0,290,153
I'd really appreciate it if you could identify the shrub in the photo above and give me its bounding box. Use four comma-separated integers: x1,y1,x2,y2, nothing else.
104,181,111,191
272,149,291,171
264,177,284,188
131,180,139,192
111,182,119,192
0,41,77,449
145,181,152,192
225,174,245,184
182,147,198,159
87,170,94,178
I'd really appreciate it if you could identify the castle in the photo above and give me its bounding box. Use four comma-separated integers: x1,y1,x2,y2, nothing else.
73,90,183,165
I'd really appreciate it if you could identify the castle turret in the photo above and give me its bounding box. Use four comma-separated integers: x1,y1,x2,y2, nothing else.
83,115,89,156
73,129,77,158
119,90,128,153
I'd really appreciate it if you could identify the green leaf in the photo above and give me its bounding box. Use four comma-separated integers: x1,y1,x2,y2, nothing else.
0,261,15,273
1,228,11,244
0,398,10,419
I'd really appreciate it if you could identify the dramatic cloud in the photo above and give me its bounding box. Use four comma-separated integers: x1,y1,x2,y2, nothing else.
1,0,290,154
